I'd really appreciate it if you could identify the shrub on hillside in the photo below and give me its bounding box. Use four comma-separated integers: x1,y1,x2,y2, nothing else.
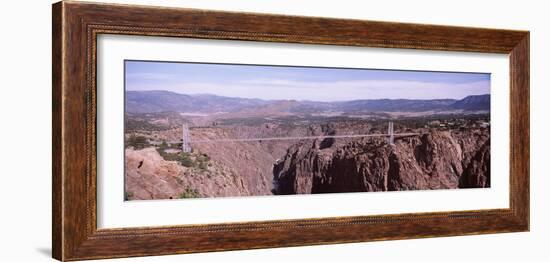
126,135,149,149
157,149,195,167
178,188,200,199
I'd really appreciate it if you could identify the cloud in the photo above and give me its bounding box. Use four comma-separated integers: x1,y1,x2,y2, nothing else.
240,78,489,91
127,77,490,102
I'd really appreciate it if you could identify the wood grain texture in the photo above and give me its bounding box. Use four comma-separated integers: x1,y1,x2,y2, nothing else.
52,1,530,261
509,34,530,227
52,2,63,260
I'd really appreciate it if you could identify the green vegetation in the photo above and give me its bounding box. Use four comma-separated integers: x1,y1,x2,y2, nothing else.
391,114,491,130
195,154,210,170
125,118,169,131
124,191,134,201
198,161,208,170
157,149,195,167
180,155,194,167
196,154,210,162
126,135,149,149
156,148,212,170
125,112,186,131
178,187,200,199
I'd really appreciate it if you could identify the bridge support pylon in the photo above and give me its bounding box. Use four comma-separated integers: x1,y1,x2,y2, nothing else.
388,121,394,145
182,123,191,153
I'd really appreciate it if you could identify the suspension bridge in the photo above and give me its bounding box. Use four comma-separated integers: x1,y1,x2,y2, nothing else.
164,122,417,153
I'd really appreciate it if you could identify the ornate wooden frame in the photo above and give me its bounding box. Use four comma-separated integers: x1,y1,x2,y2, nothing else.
52,1,530,261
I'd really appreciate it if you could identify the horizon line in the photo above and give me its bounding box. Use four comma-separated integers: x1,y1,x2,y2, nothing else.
125,89,490,102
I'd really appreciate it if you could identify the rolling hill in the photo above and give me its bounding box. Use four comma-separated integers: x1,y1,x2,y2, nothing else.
125,90,490,114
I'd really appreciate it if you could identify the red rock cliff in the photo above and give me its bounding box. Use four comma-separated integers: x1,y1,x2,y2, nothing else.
273,129,490,194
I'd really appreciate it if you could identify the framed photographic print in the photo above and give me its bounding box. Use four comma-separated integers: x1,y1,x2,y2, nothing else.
52,1,529,261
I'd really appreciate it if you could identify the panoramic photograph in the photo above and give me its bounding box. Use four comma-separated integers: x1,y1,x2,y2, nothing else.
123,60,491,201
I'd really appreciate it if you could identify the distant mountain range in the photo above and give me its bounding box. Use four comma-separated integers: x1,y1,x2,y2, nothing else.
126,90,490,114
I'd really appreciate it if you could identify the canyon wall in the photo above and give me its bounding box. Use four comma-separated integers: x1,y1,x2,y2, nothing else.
273,129,490,195
125,125,490,200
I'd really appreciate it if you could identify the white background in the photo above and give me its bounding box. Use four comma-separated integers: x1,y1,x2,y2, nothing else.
98,35,509,228
0,0,546,261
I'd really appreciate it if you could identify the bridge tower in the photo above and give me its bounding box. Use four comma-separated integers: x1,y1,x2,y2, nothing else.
388,121,394,145
182,123,191,153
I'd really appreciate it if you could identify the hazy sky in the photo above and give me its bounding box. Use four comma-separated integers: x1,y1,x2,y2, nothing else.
125,60,490,102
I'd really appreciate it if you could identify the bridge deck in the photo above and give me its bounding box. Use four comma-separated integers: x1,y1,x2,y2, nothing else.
157,132,421,144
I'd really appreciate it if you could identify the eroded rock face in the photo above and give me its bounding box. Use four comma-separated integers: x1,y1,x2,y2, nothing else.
459,139,490,188
125,125,490,200
273,129,490,194
124,148,251,200
124,123,326,200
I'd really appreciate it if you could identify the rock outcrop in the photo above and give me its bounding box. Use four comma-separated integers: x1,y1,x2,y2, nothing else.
273,129,490,194
125,148,251,200
125,124,490,200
